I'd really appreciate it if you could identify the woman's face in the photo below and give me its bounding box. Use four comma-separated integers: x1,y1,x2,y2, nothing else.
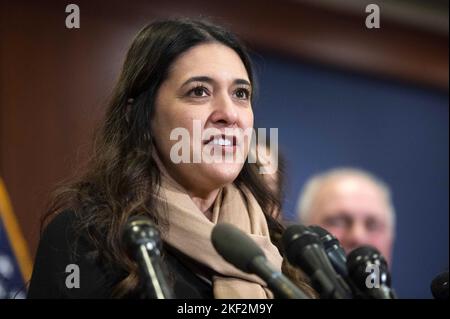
151,43,254,196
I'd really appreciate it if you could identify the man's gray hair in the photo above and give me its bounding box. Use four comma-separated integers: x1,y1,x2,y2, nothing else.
297,168,396,229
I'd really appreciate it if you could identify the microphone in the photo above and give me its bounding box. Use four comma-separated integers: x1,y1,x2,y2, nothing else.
211,223,310,299
282,224,352,299
123,216,174,299
308,225,354,298
347,245,396,299
308,225,348,278
431,271,448,299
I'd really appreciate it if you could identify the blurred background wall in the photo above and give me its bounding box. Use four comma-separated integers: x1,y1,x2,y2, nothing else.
0,0,448,298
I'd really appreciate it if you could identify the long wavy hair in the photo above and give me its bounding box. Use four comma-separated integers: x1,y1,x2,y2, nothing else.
44,18,316,298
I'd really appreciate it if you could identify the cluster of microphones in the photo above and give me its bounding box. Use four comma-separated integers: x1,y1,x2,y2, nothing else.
123,216,449,299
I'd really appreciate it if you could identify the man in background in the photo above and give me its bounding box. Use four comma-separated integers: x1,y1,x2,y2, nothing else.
297,168,395,265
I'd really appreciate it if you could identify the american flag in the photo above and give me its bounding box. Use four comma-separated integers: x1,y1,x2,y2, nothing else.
0,178,32,299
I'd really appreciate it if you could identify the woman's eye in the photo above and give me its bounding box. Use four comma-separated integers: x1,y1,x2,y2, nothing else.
188,86,209,98
234,88,250,100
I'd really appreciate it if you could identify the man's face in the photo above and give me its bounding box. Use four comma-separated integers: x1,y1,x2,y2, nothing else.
307,176,394,264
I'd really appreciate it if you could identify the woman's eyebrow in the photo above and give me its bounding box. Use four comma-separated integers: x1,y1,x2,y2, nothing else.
180,76,251,88
234,79,252,87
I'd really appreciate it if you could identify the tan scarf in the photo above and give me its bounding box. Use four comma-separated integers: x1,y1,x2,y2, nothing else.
153,160,283,298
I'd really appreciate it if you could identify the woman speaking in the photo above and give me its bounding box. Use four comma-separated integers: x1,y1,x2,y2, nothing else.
28,18,315,299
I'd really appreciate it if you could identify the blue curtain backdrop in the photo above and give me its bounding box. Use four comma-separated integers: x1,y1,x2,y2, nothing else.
252,53,449,298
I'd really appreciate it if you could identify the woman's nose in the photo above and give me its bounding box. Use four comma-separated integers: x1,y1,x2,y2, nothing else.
209,93,238,127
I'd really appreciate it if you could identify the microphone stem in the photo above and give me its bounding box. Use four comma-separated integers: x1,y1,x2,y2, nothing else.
311,269,352,299
138,244,172,299
250,256,310,299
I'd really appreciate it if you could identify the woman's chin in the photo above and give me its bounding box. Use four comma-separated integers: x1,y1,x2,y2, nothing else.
200,162,243,186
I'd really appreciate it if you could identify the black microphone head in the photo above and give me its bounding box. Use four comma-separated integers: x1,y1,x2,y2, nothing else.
282,225,332,275
282,225,320,251
282,224,353,299
211,223,265,273
308,225,348,277
123,216,162,257
308,225,341,250
281,225,322,265
431,271,449,300
347,245,392,298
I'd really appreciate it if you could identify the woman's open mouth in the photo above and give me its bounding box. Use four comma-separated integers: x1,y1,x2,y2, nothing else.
203,134,238,152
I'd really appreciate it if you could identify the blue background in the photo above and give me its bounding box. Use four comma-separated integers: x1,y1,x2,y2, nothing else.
252,53,449,298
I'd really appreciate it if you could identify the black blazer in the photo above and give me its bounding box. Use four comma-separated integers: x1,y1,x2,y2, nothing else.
27,210,213,298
